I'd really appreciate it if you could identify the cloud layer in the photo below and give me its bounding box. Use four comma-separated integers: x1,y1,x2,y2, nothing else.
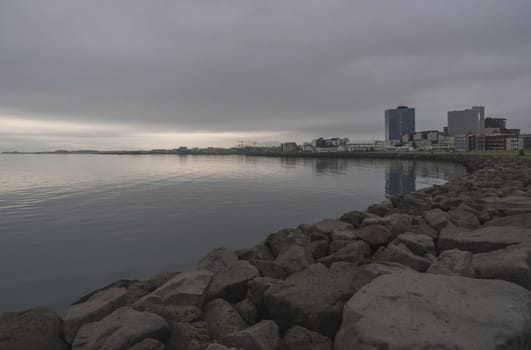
1,0,531,150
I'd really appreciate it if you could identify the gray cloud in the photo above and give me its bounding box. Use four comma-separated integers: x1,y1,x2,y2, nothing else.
1,0,531,149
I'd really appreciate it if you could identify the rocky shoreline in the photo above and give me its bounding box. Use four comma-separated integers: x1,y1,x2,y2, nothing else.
2,155,531,350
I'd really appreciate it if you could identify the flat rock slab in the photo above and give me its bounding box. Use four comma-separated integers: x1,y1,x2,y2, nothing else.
0,307,67,350
198,248,239,273
64,287,128,343
484,213,531,228
438,226,531,253
335,272,531,350
222,320,279,350
427,249,475,277
474,244,531,289
206,261,259,302
72,307,169,350
135,270,213,308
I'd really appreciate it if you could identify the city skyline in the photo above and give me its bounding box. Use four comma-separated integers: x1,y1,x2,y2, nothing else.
1,1,531,151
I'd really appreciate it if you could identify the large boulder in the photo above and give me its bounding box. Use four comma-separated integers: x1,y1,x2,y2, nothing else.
448,207,481,229
206,261,259,302
335,272,531,350
126,338,165,350
438,226,531,254
354,224,393,246
165,321,210,350
310,220,354,237
0,307,67,350
395,232,435,256
135,270,213,308
473,244,531,289
72,307,169,350
427,249,475,277
264,263,374,337
339,211,375,228
279,326,332,350
318,241,371,267
198,248,239,273
484,213,531,229
64,287,128,343
236,243,274,261
132,303,201,324
249,259,287,280
267,228,313,276
222,320,280,350
373,242,432,272
362,214,413,236
205,299,248,341
423,208,452,231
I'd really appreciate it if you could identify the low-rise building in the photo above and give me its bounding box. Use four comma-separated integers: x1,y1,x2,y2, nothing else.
280,142,298,152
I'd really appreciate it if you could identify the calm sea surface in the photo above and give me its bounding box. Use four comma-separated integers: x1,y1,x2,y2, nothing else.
0,154,464,313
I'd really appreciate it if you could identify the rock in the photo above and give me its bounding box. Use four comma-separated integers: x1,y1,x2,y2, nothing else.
397,192,432,215
362,214,413,236
279,326,332,350
367,200,393,217
484,213,531,229
205,299,248,341
222,320,280,350
473,244,531,289
427,249,475,277
438,226,531,254
318,241,371,267
310,219,354,237
331,230,357,240
395,232,434,256
264,263,374,337
297,223,313,234
126,338,165,350
360,261,415,276
423,208,451,231
133,303,201,324
339,211,375,228
448,207,481,229
247,277,288,309
207,261,259,302
235,299,258,325
165,321,210,350
236,243,274,261
135,270,213,308
64,287,128,343
309,232,329,241
354,224,393,246
335,272,531,350
328,239,353,254
249,259,287,279
206,345,232,350
0,307,67,350
310,240,329,260
198,248,239,273
267,228,313,276
408,224,438,239
373,242,432,272
72,307,169,350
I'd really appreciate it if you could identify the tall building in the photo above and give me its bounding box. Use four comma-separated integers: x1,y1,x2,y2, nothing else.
385,106,416,141
447,106,485,135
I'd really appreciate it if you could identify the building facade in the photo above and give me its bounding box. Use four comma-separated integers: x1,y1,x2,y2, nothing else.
385,106,415,141
447,106,485,135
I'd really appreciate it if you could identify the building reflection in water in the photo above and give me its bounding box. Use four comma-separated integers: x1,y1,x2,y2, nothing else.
385,160,416,197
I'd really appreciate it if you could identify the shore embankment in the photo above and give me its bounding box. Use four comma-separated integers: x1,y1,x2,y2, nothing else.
2,154,531,350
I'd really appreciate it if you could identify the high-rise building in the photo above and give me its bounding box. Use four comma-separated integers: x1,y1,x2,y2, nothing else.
447,106,485,135
385,106,416,141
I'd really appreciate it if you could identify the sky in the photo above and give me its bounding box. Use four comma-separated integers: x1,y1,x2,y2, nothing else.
1,0,531,151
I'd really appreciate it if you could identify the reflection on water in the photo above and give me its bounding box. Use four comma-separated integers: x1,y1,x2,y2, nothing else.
0,154,463,313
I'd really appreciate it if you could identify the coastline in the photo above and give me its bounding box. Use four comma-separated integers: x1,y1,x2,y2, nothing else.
2,154,531,350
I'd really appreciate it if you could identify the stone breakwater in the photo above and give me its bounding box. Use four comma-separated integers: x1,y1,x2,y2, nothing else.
2,156,531,350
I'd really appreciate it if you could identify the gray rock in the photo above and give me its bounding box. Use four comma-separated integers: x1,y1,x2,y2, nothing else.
397,192,432,215
473,244,531,289
0,307,67,350
354,224,393,246
264,263,374,337
331,230,357,241
396,232,435,256
236,243,274,261
318,241,371,267
367,200,393,217
205,299,248,341
310,240,329,260
165,321,210,350
484,213,531,228
276,245,314,276
408,224,438,239
309,232,329,241
448,207,481,229
339,210,375,228
360,261,415,276
126,338,165,350
427,249,475,277
72,307,169,350
133,303,201,324
373,242,432,272
362,214,413,236
279,326,332,350
310,219,354,237
267,228,313,276
64,287,128,343
247,277,288,308
207,261,259,302
249,259,287,279
235,299,258,325
423,208,451,231
135,270,213,308
206,345,232,350
222,320,280,350
335,272,531,350
198,248,239,273
328,239,353,254
438,226,531,253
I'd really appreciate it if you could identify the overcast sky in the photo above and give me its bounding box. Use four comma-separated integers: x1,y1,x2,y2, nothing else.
1,0,530,150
